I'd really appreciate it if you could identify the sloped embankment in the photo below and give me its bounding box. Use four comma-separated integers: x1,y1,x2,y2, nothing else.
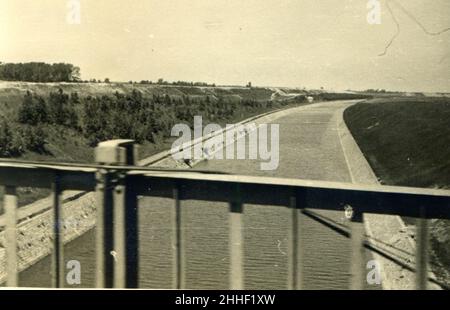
343,97,450,288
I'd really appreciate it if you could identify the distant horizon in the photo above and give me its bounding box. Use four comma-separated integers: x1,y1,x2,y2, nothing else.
2,74,450,95
2,55,450,94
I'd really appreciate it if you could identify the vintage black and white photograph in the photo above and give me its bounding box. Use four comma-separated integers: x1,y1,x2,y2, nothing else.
0,0,449,295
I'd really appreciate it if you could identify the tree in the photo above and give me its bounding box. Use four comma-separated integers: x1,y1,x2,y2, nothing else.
18,91,49,125
70,92,80,104
46,88,78,128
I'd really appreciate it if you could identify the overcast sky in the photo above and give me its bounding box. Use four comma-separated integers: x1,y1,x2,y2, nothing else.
1,0,449,92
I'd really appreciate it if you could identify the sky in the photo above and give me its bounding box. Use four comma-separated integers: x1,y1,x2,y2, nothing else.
1,0,449,92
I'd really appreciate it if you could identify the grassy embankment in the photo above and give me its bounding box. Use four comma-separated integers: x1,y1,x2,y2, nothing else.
344,96,450,287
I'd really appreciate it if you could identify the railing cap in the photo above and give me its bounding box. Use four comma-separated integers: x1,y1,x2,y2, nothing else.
95,139,136,165
97,139,135,148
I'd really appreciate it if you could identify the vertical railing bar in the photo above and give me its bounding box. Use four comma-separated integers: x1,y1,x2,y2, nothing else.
287,194,298,290
416,206,429,290
51,175,64,288
287,189,306,290
229,183,244,290
125,178,139,288
95,170,107,288
113,171,126,288
4,186,18,287
350,210,365,290
296,200,306,290
173,184,185,289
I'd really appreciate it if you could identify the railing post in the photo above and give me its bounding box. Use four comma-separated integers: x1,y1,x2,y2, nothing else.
124,177,139,288
287,189,306,290
95,139,138,288
416,206,429,290
350,209,365,290
51,177,65,288
4,186,18,287
229,184,244,290
173,185,185,289
95,169,113,288
112,171,127,288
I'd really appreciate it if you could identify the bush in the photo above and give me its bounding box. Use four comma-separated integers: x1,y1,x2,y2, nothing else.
0,120,24,157
39,89,79,129
20,125,47,153
18,91,49,125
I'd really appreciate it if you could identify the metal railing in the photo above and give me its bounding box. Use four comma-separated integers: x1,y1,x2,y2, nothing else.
0,140,450,289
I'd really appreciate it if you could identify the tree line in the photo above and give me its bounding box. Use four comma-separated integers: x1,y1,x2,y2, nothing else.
0,62,81,82
136,78,216,87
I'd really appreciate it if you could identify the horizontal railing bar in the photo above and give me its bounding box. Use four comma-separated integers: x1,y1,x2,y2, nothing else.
0,159,231,175
0,162,449,220
0,166,96,190
130,175,450,219
1,160,449,199
128,171,450,198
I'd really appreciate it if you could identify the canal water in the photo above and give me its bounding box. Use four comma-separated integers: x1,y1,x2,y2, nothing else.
18,102,379,289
